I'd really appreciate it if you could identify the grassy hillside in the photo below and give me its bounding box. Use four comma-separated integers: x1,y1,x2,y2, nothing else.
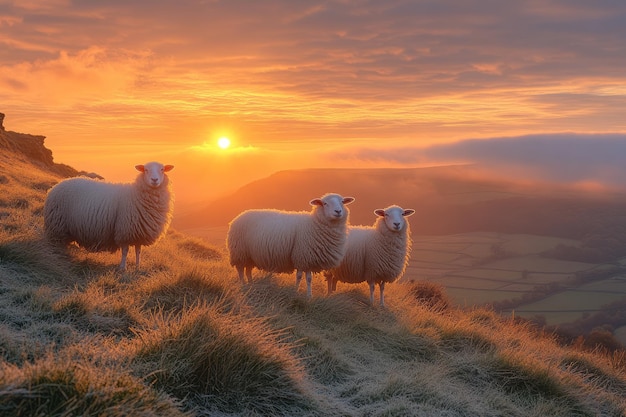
2,136,626,415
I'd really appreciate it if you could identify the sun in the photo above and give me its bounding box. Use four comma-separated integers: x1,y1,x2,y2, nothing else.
217,137,231,149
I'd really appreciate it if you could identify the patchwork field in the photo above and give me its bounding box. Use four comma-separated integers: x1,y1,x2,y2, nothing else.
409,233,626,334
186,227,626,344
515,278,626,324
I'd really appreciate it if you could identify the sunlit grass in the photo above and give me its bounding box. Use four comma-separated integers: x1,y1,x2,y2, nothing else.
1,146,626,416
0,352,187,417
132,303,311,415
134,267,239,314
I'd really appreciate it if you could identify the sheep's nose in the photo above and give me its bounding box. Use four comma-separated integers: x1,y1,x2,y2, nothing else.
334,209,342,216
393,222,401,229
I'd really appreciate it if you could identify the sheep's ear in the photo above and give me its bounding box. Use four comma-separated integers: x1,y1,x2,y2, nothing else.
374,209,385,217
135,165,145,172
310,198,323,206
342,197,355,205
164,165,174,172
403,209,416,217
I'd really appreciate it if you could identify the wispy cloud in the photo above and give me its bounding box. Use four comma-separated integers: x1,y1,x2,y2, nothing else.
3,1,626,124
188,142,259,153
331,133,626,187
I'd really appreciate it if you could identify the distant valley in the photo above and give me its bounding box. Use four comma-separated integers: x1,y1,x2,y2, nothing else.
175,166,626,347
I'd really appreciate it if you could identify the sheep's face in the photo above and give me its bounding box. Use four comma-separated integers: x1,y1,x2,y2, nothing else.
310,193,355,222
375,206,415,232
136,162,174,188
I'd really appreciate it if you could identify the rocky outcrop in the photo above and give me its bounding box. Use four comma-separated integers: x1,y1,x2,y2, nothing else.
0,112,82,178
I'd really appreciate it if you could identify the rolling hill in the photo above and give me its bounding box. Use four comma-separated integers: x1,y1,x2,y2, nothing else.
174,165,626,243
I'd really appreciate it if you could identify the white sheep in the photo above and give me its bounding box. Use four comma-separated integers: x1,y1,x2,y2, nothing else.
43,161,174,270
325,205,415,306
226,193,355,298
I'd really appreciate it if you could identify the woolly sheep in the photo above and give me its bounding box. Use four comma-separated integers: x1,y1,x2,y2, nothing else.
43,161,174,270
325,205,415,306
226,193,355,298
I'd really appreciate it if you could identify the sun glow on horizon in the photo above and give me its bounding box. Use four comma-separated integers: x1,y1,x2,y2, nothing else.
218,137,231,149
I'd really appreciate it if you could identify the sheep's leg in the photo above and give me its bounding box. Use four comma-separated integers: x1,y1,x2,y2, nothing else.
245,267,252,282
295,270,303,291
324,272,334,295
135,245,141,268
368,281,376,306
305,271,313,298
379,282,386,307
236,265,245,284
119,245,129,271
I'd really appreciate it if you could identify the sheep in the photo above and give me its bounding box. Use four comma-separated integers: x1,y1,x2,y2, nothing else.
226,193,355,298
43,161,174,270
324,205,415,307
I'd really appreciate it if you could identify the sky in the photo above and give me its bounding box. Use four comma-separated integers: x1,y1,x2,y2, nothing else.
2,0,626,203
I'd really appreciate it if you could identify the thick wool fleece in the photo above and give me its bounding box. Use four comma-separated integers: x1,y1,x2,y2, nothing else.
44,173,173,253
328,215,412,286
227,206,349,274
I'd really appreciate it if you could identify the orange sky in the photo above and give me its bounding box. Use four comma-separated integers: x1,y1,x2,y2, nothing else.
2,1,626,203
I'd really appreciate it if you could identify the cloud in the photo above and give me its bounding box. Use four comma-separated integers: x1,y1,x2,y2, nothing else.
188,143,259,154
4,1,626,101
332,133,626,187
423,134,626,184
0,46,150,103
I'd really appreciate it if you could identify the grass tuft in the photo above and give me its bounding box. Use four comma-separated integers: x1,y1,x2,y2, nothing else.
132,303,311,415
561,353,626,397
53,293,91,318
296,336,354,385
439,325,498,353
176,238,222,261
0,354,187,417
137,268,236,314
489,352,571,402
406,280,451,311
52,286,141,336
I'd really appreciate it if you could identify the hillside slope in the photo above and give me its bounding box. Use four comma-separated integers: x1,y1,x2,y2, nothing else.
174,166,626,243
1,116,626,416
